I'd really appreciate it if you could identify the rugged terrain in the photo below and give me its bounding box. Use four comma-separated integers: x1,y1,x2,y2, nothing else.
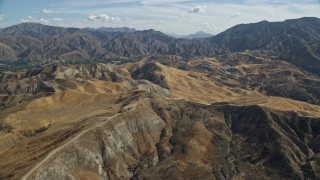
0,17,320,180
0,58,320,179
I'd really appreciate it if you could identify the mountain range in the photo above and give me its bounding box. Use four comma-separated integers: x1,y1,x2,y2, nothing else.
1,17,320,75
0,17,320,179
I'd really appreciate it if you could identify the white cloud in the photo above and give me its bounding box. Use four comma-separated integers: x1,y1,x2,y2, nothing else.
230,12,241,18
110,17,121,23
87,15,97,21
52,18,63,22
99,14,110,21
86,14,122,23
40,18,50,24
189,6,206,14
41,9,58,14
21,16,33,23
0,15,3,21
20,16,50,24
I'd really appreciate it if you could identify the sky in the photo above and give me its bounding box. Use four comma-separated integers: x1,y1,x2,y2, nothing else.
0,0,319,35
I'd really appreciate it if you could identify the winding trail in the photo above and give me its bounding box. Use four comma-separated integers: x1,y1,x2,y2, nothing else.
21,113,120,180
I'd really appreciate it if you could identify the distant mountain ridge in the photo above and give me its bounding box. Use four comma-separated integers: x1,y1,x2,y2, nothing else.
184,31,213,39
167,31,213,39
0,17,320,75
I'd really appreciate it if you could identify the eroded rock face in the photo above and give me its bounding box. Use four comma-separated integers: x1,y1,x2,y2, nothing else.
22,98,320,180
29,103,166,180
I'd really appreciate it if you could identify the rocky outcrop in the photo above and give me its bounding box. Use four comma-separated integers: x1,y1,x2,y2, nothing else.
131,62,169,89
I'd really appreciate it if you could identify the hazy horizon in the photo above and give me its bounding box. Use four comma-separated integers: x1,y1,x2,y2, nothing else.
0,0,319,35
